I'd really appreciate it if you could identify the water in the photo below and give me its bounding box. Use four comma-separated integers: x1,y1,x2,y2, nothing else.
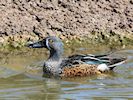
0,46,133,100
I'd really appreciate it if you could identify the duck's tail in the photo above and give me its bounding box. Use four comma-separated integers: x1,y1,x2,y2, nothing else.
97,57,127,72
84,53,127,72
107,57,127,70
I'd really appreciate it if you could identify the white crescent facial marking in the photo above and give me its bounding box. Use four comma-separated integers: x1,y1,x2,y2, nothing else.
46,38,51,50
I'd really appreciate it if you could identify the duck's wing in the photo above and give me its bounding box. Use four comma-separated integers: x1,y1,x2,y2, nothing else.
60,53,111,68
67,53,112,64
61,53,126,70
78,54,127,70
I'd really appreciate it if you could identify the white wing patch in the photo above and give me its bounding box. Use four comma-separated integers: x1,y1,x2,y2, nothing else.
97,63,109,72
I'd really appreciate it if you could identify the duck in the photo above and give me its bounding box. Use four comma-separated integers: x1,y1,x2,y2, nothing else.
27,36,126,78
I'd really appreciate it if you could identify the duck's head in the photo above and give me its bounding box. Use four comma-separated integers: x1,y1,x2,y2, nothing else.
28,36,64,59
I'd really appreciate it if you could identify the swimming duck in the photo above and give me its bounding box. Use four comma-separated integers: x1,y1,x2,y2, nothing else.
28,36,126,78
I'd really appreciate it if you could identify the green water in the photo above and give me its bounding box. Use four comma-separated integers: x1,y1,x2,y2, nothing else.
0,46,133,100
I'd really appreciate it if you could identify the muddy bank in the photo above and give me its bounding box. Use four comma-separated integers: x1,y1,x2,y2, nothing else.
0,0,133,47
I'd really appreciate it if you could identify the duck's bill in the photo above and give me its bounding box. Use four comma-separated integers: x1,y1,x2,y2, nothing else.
27,40,46,48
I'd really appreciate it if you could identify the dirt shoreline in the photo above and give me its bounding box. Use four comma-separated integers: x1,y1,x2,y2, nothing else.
0,0,133,47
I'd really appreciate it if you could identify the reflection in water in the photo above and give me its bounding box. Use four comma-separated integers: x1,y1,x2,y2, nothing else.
0,74,62,100
0,47,133,99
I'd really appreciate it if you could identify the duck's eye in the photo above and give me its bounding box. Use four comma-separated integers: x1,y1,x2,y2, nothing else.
49,39,54,44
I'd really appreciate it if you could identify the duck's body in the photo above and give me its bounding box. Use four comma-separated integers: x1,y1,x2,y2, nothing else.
28,36,126,78
61,64,100,77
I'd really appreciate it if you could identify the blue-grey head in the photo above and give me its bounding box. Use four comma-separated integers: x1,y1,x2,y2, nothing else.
28,36,64,60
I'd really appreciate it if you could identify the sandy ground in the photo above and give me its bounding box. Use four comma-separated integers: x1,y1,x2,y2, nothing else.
0,0,133,46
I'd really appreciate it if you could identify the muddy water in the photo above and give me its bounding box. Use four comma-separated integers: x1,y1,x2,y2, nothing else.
0,46,133,100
